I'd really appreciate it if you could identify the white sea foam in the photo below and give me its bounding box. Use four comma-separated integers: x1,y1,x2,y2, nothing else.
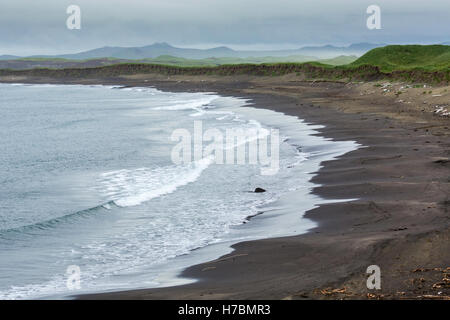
153,95,219,111
100,157,214,207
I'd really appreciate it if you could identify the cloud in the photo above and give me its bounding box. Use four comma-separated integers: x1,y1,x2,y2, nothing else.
0,0,448,55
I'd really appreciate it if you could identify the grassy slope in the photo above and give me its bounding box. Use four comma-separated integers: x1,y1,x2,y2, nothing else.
318,55,358,66
350,45,450,72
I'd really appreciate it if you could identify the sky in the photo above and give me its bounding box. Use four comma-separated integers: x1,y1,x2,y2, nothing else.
0,0,449,55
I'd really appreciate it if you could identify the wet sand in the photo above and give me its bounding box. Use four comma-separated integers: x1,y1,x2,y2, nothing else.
1,74,449,299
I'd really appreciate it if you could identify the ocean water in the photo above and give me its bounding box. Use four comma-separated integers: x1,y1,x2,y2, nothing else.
0,83,357,299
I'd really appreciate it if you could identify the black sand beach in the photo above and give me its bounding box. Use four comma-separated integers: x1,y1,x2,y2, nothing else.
1,74,449,299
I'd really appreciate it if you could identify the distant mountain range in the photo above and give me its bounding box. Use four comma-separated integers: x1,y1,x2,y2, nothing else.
0,55,20,60
1,42,448,63
1,42,388,61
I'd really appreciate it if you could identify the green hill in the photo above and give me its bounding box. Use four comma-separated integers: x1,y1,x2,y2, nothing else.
350,45,450,72
318,55,358,66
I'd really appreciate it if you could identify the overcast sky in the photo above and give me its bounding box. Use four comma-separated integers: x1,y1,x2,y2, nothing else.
0,0,449,55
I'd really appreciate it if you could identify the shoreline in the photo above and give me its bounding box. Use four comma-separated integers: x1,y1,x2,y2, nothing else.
1,74,449,299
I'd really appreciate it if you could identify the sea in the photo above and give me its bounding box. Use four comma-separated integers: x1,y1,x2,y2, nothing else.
0,83,357,299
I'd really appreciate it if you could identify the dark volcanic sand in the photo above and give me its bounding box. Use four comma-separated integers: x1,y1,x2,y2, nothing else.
1,75,449,299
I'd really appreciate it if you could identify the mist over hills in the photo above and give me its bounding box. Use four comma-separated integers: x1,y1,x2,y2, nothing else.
2,42,387,61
